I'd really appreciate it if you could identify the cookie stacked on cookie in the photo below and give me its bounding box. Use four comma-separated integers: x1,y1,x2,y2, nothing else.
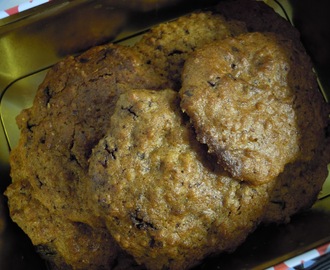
5,1,329,270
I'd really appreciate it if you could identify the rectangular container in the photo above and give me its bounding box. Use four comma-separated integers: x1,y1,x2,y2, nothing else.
1,0,330,269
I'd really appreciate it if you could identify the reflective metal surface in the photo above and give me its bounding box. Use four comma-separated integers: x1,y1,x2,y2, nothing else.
0,0,329,269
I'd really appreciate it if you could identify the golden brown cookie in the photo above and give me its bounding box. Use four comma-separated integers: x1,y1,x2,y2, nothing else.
88,89,274,270
180,32,327,186
5,43,167,269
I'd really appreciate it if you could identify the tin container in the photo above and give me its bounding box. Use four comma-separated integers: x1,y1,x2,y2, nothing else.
0,0,329,269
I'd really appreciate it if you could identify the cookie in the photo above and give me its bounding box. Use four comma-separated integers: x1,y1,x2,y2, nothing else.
88,89,274,270
180,32,326,186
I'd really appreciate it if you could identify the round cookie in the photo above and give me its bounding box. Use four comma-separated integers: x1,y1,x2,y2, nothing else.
88,89,274,270
135,11,247,90
6,43,167,269
180,32,326,185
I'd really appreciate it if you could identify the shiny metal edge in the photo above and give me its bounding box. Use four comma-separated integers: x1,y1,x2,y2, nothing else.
0,1,330,270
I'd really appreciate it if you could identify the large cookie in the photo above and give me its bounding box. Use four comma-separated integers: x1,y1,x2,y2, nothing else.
180,32,327,185
88,89,274,270
6,43,166,269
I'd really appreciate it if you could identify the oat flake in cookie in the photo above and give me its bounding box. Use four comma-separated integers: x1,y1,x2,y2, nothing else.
180,32,328,186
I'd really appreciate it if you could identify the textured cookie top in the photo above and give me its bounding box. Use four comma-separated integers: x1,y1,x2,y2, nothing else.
88,89,273,270
180,32,325,185
7,43,168,269
10,43,166,219
136,11,247,90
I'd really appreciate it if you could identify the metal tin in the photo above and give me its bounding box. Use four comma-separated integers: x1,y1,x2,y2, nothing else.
0,1,329,269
